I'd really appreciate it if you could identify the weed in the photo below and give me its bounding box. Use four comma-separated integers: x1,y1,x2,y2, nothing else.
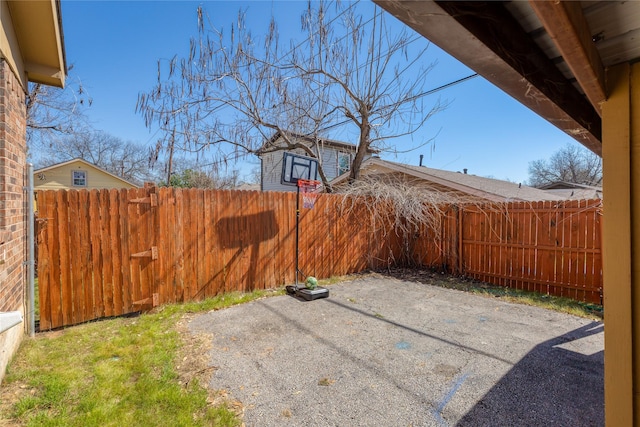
318,377,335,386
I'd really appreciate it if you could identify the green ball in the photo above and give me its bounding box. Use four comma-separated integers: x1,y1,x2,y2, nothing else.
305,276,318,290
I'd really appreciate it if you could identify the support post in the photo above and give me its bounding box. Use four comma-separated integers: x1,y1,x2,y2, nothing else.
27,163,35,337
295,184,300,288
602,62,638,426
457,206,463,275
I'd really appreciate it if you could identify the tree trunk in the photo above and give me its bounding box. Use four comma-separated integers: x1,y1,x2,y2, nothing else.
350,113,371,182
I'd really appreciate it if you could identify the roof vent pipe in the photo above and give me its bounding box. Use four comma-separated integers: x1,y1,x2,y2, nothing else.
463,168,468,174
419,154,424,167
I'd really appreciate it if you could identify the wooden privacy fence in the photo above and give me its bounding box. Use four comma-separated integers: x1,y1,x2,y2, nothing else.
36,187,400,330
412,199,603,304
36,188,602,330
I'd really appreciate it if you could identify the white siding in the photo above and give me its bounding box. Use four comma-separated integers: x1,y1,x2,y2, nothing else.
321,147,340,180
260,137,371,192
261,147,323,192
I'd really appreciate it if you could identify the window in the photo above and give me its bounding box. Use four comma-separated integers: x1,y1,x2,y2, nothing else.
72,170,87,187
338,152,351,176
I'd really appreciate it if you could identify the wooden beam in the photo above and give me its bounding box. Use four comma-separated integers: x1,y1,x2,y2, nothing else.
129,194,158,207
633,61,640,425
529,1,606,115
374,0,602,155
602,62,633,427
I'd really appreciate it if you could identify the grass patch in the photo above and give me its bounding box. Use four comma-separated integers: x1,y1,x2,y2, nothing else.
440,278,602,319
34,278,39,322
1,289,280,427
467,284,602,318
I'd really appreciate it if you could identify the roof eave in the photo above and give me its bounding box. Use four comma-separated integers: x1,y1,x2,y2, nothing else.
260,130,379,155
373,0,602,155
7,0,66,88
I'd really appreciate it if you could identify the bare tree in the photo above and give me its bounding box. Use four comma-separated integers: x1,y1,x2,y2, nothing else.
528,144,602,187
26,67,92,149
137,1,443,190
39,130,153,185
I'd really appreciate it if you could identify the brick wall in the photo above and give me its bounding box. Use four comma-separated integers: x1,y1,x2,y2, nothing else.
0,59,28,383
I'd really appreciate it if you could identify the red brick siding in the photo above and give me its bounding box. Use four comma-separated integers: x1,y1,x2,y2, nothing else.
0,58,28,382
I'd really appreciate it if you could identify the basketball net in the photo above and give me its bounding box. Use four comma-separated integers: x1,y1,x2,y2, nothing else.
297,179,321,209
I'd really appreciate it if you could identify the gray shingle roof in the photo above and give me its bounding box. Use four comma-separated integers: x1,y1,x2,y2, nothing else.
333,158,566,202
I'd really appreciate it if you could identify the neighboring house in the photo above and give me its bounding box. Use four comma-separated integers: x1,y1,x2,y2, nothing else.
34,158,138,191
332,157,566,202
258,131,376,192
537,181,602,200
0,1,67,383
236,182,261,191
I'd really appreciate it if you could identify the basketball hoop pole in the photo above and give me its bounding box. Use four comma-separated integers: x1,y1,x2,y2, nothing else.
295,183,301,288
296,184,300,289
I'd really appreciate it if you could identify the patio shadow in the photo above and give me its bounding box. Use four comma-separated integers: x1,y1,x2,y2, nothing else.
457,322,604,426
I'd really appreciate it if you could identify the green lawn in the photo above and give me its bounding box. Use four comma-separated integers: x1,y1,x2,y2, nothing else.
1,290,282,427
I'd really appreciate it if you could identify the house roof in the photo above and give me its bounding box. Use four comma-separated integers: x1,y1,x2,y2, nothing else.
374,1,640,157
332,157,566,202
544,188,602,200
236,183,261,191
34,158,138,188
538,181,602,191
259,130,379,155
3,0,67,88
538,181,603,199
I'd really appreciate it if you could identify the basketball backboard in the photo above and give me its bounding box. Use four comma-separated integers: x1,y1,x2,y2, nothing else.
281,152,319,185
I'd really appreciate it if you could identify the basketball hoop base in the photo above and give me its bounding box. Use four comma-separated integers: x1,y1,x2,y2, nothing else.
296,286,329,301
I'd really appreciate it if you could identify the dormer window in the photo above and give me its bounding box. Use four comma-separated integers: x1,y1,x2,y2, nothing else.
72,170,87,187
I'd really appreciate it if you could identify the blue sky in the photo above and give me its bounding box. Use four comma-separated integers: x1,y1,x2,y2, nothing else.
60,0,583,184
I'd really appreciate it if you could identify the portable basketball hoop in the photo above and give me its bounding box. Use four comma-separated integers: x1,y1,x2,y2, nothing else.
286,178,329,301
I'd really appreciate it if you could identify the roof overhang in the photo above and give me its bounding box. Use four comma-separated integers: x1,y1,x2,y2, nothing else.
259,130,380,155
374,1,640,157
1,0,66,89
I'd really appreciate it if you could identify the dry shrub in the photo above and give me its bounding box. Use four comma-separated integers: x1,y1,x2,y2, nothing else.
335,175,472,267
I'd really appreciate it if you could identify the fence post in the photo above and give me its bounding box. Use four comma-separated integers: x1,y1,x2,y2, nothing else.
458,205,464,275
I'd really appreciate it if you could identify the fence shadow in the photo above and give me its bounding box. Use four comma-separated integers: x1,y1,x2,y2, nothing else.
457,322,604,426
216,210,279,292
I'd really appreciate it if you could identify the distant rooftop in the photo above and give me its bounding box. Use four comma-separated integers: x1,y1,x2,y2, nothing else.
333,158,567,202
259,130,379,154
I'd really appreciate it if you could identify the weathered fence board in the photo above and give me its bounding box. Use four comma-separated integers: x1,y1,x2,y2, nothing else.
36,188,603,329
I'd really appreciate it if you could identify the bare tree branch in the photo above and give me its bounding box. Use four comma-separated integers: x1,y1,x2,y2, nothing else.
27,67,93,150
38,130,155,185
528,144,602,187
136,1,444,189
